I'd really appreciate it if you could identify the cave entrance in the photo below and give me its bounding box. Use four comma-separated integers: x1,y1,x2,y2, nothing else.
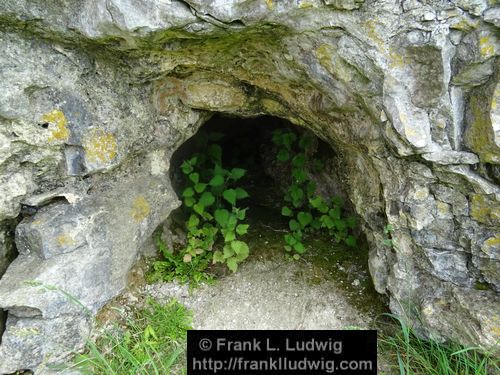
160,114,386,314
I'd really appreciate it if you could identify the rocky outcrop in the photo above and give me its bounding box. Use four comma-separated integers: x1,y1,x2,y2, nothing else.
0,0,498,372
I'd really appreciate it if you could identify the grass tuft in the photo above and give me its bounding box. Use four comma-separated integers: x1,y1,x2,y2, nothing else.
69,298,191,375
378,313,499,375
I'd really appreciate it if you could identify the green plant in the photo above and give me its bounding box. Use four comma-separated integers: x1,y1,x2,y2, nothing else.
379,313,499,375
70,299,192,375
272,129,357,257
147,232,214,287
383,224,394,247
153,134,250,282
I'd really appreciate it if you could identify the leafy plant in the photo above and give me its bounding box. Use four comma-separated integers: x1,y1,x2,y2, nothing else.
272,129,357,257
147,232,214,287
152,133,251,282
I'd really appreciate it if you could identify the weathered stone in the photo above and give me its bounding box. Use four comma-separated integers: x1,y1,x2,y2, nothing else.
422,150,479,165
483,7,500,27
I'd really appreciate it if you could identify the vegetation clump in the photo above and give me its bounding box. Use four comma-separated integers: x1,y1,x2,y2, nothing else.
271,129,357,258
71,299,191,375
149,132,250,285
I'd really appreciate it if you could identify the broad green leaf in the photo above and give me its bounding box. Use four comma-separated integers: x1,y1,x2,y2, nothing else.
311,218,321,230
231,240,249,256
209,174,224,187
383,239,393,246
329,206,341,220
289,219,300,231
292,169,307,183
213,164,226,177
345,235,357,248
293,254,301,260
184,197,195,207
282,132,297,149
334,219,347,231
189,172,199,184
384,224,393,234
306,181,317,197
199,192,215,207
181,161,193,174
236,224,249,235
227,257,238,272
208,144,222,162
320,215,334,229
223,244,234,259
235,187,249,200
193,202,205,216
214,209,230,227
297,211,313,228
284,233,297,245
290,186,303,204
284,245,292,252
293,241,305,253
182,187,194,198
187,214,199,229
292,154,306,168
281,206,293,217
227,213,238,229
310,196,328,213
235,208,247,220
223,189,237,206
213,250,224,263
194,183,207,193
224,230,236,242
277,149,289,162
230,168,246,180
331,196,343,206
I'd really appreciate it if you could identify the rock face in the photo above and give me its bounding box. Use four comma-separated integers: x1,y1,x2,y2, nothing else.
0,0,498,372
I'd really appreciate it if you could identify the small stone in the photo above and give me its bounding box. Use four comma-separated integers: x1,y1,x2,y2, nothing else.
352,279,360,287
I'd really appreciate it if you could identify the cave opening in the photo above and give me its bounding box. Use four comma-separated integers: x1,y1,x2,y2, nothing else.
155,114,386,313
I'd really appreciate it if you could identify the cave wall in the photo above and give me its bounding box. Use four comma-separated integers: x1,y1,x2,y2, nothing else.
0,0,498,372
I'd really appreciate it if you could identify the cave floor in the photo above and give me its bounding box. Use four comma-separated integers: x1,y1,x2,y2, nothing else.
141,205,388,330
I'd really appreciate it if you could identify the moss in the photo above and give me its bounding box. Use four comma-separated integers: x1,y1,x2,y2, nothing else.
474,281,491,291
465,95,499,163
470,194,500,225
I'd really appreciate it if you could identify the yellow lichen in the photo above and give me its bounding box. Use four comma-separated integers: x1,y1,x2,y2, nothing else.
389,50,406,69
479,36,495,58
365,19,384,49
83,129,118,164
298,1,314,8
131,196,150,222
42,110,70,142
265,0,274,10
12,327,40,337
56,234,76,247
